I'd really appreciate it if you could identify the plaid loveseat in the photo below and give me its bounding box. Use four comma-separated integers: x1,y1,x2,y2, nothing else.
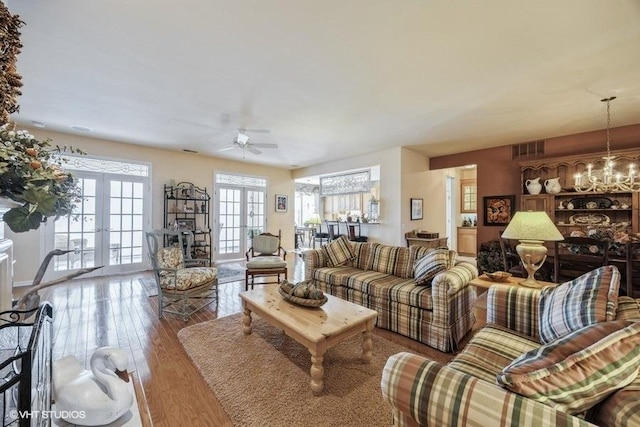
381,273,640,427
303,242,478,352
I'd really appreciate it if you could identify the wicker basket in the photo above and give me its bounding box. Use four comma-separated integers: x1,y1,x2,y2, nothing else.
278,287,328,307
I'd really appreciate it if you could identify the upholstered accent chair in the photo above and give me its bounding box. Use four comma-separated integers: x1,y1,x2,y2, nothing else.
145,229,218,321
245,230,287,290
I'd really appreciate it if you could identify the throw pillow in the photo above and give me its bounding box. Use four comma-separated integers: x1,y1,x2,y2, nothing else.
323,235,356,267
413,248,450,286
497,320,640,415
538,265,620,344
157,246,184,269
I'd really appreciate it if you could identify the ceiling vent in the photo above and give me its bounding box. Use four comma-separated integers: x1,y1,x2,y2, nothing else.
512,140,545,160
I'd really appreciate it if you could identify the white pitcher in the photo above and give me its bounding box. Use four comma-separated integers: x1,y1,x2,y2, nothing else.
525,177,542,194
544,177,561,194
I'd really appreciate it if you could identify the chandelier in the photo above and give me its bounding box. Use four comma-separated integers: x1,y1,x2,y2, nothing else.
573,97,639,193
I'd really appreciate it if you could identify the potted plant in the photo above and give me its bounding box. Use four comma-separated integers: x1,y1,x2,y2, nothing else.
0,125,83,233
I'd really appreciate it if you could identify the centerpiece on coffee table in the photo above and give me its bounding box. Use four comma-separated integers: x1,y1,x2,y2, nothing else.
279,280,328,307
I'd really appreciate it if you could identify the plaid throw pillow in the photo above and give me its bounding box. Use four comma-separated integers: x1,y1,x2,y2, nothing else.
538,265,620,344
323,235,356,267
413,248,450,286
497,320,640,415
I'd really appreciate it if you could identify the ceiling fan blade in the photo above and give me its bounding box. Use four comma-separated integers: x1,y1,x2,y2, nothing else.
245,146,262,155
239,128,270,134
218,146,237,152
249,143,278,149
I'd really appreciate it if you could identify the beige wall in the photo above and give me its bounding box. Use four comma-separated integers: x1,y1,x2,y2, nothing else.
7,128,294,283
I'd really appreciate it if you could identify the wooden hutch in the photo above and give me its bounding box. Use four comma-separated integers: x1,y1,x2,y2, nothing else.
518,148,640,236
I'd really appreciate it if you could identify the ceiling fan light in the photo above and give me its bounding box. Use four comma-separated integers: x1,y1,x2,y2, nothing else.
236,133,250,144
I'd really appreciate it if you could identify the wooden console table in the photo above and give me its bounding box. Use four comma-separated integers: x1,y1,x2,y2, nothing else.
405,231,448,249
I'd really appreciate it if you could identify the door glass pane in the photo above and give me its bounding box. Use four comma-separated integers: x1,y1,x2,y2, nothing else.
218,188,241,255
52,177,97,271
108,179,144,267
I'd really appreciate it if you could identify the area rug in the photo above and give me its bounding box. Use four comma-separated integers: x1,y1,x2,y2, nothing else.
178,313,439,427
214,261,246,284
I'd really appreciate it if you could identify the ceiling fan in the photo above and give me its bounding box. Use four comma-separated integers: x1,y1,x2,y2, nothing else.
219,129,278,155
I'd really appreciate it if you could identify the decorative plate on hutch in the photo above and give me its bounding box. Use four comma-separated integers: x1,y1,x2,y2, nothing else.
569,213,610,225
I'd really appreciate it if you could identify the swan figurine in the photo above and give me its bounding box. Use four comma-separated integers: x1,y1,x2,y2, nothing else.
53,347,133,426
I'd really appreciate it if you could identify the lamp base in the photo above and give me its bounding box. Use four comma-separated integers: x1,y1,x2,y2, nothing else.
515,240,548,289
518,276,546,288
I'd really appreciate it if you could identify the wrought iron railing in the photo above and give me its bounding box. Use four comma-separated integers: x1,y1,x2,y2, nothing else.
0,303,53,427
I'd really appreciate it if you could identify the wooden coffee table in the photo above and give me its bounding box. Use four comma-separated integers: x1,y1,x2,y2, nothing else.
239,284,378,395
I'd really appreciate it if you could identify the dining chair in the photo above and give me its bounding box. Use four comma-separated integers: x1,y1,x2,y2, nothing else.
625,240,640,298
312,223,330,248
324,220,342,242
553,236,609,283
344,221,368,242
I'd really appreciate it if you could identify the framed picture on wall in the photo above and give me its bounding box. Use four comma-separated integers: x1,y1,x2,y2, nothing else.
275,194,288,213
410,198,423,220
483,195,516,226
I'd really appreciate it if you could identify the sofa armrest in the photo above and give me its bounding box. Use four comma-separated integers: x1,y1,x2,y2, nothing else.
381,352,596,427
486,285,542,341
432,261,478,296
302,248,328,280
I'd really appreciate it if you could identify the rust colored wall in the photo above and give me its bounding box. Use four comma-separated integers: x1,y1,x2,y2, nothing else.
429,123,640,249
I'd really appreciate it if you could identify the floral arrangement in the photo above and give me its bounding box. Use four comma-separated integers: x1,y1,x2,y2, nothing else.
0,125,83,232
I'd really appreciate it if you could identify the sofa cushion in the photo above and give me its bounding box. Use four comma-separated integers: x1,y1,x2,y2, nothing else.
497,320,640,415
448,324,539,384
538,265,620,344
344,272,434,310
370,245,412,278
345,242,379,270
589,370,640,427
413,248,451,286
323,235,356,267
312,266,365,287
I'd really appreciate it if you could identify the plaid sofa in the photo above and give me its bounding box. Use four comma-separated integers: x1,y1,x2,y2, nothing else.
302,242,478,352
381,284,640,427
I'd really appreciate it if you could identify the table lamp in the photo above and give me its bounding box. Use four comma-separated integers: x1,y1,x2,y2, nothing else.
501,211,564,288
307,213,322,226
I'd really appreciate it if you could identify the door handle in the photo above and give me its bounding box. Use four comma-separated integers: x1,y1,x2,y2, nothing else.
95,228,101,232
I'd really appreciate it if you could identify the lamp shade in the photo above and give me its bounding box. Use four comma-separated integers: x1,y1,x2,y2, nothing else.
501,211,563,241
307,213,322,225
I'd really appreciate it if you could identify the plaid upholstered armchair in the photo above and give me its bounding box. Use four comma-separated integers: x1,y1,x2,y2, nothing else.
382,266,640,427
146,229,218,321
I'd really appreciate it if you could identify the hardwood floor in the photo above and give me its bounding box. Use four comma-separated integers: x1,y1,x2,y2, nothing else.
29,254,455,426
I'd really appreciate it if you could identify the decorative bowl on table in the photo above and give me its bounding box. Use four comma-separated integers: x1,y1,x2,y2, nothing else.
484,271,512,282
279,280,328,307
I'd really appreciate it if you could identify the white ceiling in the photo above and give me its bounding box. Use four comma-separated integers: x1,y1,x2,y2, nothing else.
8,1,640,169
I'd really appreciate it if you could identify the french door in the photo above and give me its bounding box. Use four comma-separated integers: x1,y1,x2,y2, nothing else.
43,171,149,279
216,181,266,261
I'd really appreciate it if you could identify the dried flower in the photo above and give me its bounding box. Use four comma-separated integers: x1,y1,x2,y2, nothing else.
0,124,84,232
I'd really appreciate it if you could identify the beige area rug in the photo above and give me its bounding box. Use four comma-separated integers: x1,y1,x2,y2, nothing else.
178,313,444,427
